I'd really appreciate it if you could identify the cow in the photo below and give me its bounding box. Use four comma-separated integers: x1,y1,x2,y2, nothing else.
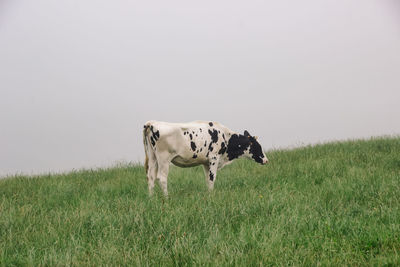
143,120,269,196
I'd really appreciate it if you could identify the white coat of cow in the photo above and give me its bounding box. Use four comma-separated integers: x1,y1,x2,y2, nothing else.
143,120,268,196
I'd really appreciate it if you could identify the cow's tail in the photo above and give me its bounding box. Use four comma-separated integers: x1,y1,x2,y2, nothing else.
143,122,152,174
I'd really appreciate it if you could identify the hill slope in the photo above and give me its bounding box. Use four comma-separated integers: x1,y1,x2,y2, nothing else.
1,137,400,265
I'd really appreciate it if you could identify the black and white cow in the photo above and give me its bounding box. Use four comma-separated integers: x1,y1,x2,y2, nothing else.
143,120,268,196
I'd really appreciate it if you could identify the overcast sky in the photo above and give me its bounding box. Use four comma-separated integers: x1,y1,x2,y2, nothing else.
1,0,400,176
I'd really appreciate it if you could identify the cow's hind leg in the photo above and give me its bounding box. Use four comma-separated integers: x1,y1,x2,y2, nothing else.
156,155,171,197
146,146,158,196
147,160,157,196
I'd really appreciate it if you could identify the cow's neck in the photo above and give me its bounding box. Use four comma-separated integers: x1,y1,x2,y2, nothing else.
222,131,251,163
218,130,234,163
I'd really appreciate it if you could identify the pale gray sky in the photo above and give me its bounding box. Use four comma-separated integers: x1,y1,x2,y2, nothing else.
1,0,400,176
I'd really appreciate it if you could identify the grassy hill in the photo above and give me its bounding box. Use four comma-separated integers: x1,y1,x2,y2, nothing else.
1,137,400,266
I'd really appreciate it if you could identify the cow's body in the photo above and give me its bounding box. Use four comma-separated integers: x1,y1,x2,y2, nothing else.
143,120,268,196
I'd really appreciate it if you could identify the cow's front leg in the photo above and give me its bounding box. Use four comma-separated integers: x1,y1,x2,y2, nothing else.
206,157,219,191
202,164,210,190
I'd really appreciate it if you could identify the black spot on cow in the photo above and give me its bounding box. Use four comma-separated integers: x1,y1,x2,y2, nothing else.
226,134,251,160
189,133,193,140
218,142,226,155
208,129,218,143
200,128,202,132
192,131,195,134
150,136,155,146
191,142,197,151
208,142,214,152
206,152,209,157
200,148,203,152
196,134,198,137
192,154,197,159
222,133,225,140
150,126,160,142
209,171,214,181
184,132,187,135
204,141,207,147
209,122,213,127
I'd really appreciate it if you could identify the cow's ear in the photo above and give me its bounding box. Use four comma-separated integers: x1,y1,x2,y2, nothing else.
244,130,251,137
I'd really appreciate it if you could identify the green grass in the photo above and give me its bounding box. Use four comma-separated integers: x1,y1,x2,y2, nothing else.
1,137,400,266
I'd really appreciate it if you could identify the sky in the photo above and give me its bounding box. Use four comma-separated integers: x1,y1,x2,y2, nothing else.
1,0,400,176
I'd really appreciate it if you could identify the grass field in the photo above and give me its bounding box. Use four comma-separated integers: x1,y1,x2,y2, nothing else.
1,137,400,266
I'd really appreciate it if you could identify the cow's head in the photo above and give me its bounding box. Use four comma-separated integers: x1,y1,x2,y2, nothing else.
243,130,269,165
226,130,269,164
